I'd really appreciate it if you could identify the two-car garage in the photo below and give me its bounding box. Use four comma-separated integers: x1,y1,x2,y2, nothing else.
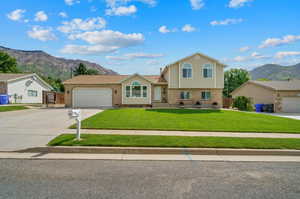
282,97,300,113
72,88,112,108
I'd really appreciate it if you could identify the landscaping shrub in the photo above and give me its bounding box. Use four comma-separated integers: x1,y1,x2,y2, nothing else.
232,96,253,111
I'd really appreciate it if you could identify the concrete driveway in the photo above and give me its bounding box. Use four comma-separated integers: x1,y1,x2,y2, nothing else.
262,112,300,120
0,108,101,151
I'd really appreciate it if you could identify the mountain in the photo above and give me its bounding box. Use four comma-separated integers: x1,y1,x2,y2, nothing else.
250,63,300,80
0,46,117,80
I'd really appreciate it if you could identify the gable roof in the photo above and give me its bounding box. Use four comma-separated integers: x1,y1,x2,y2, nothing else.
161,52,226,75
0,73,32,82
251,80,300,91
63,74,167,85
231,80,300,96
0,73,53,90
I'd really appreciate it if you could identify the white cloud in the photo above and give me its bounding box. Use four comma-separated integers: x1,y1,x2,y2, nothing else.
106,5,137,16
61,44,119,55
190,0,204,10
228,0,253,8
259,35,300,48
7,9,26,21
106,0,156,7
182,24,196,32
210,18,243,26
146,60,160,65
275,51,300,59
251,52,269,59
58,17,106,33
65,0,80,6
159,26,170,34
106,52,164,60
69,30,144,46
239,46,250,52
59,12,68,18
27,26,57,41
230,52,270,63
34,11,48,22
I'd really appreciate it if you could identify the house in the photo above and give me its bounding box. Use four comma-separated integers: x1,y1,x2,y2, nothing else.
231,80,300,113
63,53,225,108
0,73,53,104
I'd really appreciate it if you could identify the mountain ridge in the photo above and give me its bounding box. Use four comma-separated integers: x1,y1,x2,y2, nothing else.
0,46,117,80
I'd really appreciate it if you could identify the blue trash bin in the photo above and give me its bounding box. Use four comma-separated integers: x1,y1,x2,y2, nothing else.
255,104,264,112
0,94,9,105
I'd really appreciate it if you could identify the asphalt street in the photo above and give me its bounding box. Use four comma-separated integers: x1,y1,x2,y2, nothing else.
1,159,300,199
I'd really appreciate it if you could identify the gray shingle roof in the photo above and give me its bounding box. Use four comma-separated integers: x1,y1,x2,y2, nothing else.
251,80,300,91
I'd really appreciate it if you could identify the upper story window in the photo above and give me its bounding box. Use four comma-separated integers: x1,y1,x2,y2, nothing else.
203,64,213,78
182,63,192,78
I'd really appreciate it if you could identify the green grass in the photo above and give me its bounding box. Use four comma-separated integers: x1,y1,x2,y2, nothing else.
49,134,300,150
76,108,300,133
0,106,28,112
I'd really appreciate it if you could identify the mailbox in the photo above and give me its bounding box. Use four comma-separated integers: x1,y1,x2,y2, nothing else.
68,109,81,118
68,109,81,140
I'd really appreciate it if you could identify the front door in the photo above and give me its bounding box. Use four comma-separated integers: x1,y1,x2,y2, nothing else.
154,86,161,101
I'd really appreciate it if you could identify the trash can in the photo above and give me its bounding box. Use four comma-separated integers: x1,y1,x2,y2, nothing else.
264,104,274,113
255,104,264,112
0,94,9,105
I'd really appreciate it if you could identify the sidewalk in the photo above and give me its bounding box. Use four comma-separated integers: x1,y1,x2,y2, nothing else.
1,152,300,162
65,129,300,138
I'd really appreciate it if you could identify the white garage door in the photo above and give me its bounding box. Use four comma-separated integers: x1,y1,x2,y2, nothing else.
73,88,112,108
282,97,300,113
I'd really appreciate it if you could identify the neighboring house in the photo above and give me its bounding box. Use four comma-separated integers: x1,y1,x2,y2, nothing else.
0,73,53,104
63,53,225,108
231,80,300,113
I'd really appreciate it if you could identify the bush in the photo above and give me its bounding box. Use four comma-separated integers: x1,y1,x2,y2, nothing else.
195,101,201,106
232,96,253,111
179,101,184,106
212,102,218,106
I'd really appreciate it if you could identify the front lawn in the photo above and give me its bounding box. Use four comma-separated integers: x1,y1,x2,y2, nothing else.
49,134,300,150
77,109,300,133
0,106,28,112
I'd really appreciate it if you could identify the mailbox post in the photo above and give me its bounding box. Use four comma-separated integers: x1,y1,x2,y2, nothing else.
68,109,81,140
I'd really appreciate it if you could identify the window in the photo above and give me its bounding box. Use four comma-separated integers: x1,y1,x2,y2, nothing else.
143,86,147,97
125,81,147,98
28,90,38,97
126,86,130,97
180,91,191,99
201,91,211,100
203,64,213,78
182,63,192,78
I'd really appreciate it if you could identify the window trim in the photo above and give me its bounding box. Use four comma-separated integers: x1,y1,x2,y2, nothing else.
202,63,213,79
180,91,191,100
181,62,193,79
201,91,211,101
125,81,148,98
28,90,38,97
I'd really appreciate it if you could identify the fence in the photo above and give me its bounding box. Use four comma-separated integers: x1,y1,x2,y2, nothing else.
43,91,64,105
223,97,233,108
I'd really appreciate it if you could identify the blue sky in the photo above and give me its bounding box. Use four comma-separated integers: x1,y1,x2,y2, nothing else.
1,0,300,74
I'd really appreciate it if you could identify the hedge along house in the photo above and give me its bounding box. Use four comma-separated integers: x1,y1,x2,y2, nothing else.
231,80,300,113
63,53,226,108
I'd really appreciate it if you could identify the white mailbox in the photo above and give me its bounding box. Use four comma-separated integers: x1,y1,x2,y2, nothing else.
68,109,81,140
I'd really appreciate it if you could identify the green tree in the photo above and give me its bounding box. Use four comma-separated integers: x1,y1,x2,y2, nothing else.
73,63,99,76
41,76,65,92
223,68,250,97
87,68,99,75
0,51,19,73
73,63,88,76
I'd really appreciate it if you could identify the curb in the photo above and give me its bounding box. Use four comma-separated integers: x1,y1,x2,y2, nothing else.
17,146,300,156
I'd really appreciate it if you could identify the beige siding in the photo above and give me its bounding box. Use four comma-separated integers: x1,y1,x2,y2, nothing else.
122,76,152,105
275,90,300,112
232,83,275,104
166,54,224,89
64,84,122,107
168,88,223,108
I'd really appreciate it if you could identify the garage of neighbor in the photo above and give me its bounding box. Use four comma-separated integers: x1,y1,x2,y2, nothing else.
282,97,300,113
73,88,112,108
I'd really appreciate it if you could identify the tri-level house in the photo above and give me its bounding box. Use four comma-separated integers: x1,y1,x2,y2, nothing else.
64,53,226,108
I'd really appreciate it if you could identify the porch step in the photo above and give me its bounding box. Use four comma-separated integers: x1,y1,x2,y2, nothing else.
152,103,171,108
